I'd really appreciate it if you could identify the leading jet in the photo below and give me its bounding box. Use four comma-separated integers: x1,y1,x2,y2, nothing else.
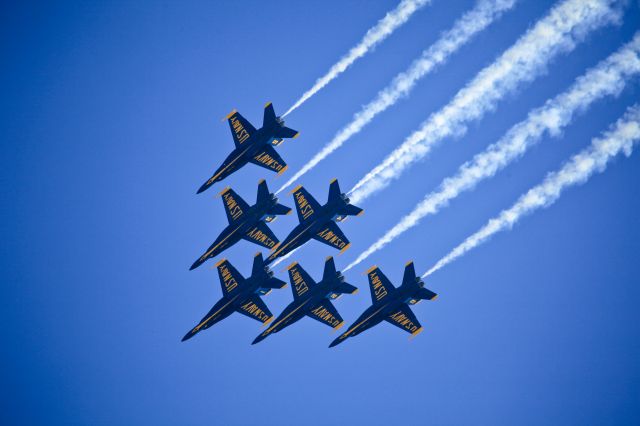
329,261,437,348
190,180,291,271
265,179,363,264
197,103,299,194
252,257,358,345
182,253,286,341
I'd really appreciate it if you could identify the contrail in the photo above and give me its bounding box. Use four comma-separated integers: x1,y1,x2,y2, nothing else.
344,33,640,271
423,104,640,278
277,0,517,194
282,0,432,118
349,0,623,204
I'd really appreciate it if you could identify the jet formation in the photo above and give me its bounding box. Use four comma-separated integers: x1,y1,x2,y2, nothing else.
185,103,438,347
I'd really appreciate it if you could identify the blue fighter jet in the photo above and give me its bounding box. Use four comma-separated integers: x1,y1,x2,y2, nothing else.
265,179,363,264
182,253,286,341
252,257,358,344
330,262,437,348
197,103,299,194
190,180,291,270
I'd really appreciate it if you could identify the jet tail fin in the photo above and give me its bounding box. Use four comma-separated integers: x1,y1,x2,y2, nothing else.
256,179,292,218
328,179,363,219
252,253,287,293
263,102,299,139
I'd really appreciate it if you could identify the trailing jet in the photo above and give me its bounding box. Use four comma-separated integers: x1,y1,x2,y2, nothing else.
182,253,286,341
190,180,291,271
264,179,363,264
329,261,437,348
252,257,358,345
197,102,299,194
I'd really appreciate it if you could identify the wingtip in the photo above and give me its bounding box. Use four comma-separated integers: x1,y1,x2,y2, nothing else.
277,165,289,176
431,294,438,301
339,243,351,255
351,288,359,295
292,132,300,139
289,184,302,194
214,258,227,267
286,261,298,271
222,109,237,121
218,186,231,197
262,316,274,327
364,265,377,275
409,327,424,340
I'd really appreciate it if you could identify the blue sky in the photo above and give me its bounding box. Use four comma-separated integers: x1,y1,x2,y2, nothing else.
2,1,639,425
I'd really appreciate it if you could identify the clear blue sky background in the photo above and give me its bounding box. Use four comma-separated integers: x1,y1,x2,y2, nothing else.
2,1,639,425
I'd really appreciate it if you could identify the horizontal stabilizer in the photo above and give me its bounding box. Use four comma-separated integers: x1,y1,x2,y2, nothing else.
416,287,438,301
273,126,299,139
335,282,358,295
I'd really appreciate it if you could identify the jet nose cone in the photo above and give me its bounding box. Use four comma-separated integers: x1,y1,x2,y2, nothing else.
251,335,265,345
328,338,342,348
189,259,203,270
181,330,196,342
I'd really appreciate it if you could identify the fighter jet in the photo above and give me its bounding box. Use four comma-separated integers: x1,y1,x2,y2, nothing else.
252,257,358,345
329,261,437,348
182,253,286,341
264,179,363,264
190,180,291,271
197,102,299,194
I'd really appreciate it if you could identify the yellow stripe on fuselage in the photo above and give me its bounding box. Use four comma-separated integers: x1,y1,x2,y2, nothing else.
341,303,388,338
208,144,253,183
268,222,315,260
194,294,240,331
263,298,312,335
202,224,244,260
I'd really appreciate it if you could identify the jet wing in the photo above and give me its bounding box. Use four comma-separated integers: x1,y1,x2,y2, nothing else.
366,266,395,304
291,185,321,222
385,305,423,336
307,300,344,329
220,187,250,223
287,262,316,299
236,296,273,324
242,221,279,250
216,259,245,295
248,145,288,175
312,221,350,253
227,110,256,147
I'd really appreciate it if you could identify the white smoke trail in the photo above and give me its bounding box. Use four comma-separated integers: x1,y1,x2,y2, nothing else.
423,104,640,278
349,0,623,204
277,0,517,194
344,33,640,271
282,0,432,118
270,247,299,268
